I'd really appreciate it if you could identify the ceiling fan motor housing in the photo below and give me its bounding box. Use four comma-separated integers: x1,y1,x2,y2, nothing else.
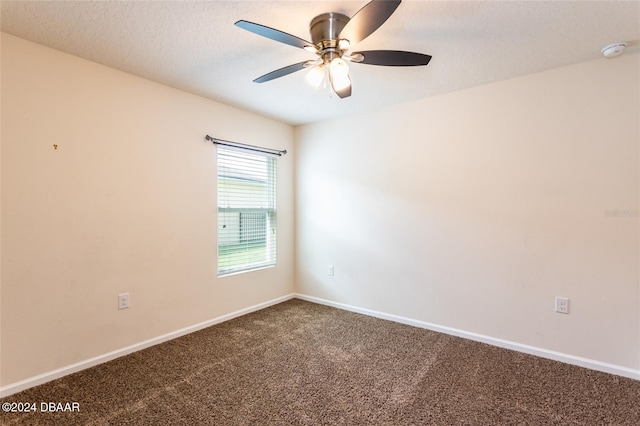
310,12,350,54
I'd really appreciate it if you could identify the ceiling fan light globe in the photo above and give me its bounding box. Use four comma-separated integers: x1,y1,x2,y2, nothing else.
305,65,326,87
338,39,350,50
332,77,350,92
330,58,349,77
329,58,351,93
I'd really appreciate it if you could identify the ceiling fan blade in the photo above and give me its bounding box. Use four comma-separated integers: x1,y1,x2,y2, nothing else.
353,50,432,66
235,20,315,50
339,0,401,45
253,61,309,83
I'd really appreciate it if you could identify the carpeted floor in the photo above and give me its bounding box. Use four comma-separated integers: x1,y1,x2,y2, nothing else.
1,298,639,425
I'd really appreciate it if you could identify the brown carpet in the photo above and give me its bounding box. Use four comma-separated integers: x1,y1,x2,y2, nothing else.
1,298,639,425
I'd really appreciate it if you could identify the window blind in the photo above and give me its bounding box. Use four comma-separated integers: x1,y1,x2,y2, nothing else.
217,146,277,276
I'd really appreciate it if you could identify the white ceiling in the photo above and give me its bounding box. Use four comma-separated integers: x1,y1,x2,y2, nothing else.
2,1,639,126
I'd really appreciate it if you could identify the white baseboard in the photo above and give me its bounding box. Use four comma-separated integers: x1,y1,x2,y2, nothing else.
3,292,636,397
0,293,296,398
294,293,640,381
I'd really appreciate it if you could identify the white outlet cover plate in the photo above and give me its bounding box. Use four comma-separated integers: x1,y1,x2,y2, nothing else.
118,293,130,310
555,297,569,314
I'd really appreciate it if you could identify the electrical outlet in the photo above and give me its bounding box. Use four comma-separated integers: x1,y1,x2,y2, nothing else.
555,297,569,314
118,293,130,310
328,265,334,276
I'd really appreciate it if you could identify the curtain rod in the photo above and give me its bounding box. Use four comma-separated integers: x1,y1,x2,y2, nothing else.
205,135,287,157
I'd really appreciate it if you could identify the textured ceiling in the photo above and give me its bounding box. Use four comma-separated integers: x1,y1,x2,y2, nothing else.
2,1,639,126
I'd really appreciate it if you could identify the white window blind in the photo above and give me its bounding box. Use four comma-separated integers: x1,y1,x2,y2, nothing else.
217,146,277,276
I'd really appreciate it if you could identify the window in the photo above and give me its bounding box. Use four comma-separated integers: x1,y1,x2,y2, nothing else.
217,146,277,276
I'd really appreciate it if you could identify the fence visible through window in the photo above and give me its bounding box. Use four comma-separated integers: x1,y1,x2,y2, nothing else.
239,212,267,243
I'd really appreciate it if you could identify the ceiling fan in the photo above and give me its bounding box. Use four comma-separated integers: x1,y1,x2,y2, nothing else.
235,0,432,99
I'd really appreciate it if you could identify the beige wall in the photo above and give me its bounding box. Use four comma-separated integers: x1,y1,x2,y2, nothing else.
1,33,295,386
295,54,640,371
